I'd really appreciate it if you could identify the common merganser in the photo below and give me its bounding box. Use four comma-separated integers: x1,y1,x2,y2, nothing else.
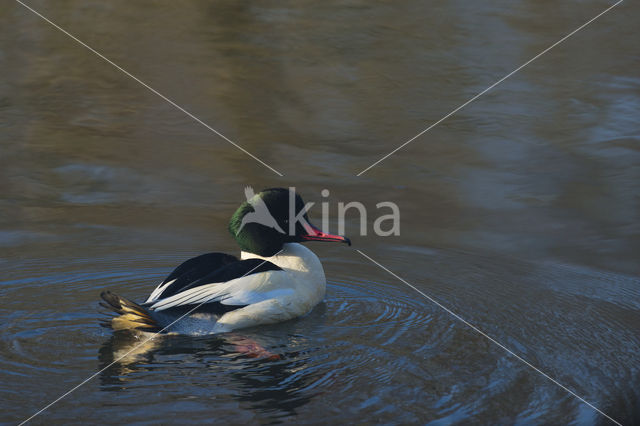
100,187,351,335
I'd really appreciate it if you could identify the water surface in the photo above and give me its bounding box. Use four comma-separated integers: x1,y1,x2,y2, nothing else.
1,0,639,424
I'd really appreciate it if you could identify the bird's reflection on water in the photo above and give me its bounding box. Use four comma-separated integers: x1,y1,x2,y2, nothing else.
97,329,318,416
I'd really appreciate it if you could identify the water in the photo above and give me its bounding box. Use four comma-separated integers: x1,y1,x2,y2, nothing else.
1,0,639,424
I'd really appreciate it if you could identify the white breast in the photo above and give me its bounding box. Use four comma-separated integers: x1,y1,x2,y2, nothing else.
213,243,327,332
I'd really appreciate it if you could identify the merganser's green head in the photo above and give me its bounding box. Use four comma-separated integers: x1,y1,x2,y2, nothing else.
229,187,350,256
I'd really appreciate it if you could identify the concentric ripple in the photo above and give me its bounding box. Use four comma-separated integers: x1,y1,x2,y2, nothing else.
2,252,639,424
324,277,436,352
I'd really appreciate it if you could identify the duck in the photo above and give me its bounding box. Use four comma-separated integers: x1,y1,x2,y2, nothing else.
100,187,351,335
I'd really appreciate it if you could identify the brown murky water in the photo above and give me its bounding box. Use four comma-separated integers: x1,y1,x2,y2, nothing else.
1,0,639,424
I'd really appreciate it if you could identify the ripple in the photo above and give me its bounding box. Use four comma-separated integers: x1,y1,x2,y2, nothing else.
327,277,433,329
2,252,639,424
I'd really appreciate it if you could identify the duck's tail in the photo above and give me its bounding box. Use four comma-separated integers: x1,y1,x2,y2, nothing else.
99,291,161,332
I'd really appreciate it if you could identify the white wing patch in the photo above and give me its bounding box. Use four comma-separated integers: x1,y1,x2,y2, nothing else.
145,279,177,304
148,270,292,312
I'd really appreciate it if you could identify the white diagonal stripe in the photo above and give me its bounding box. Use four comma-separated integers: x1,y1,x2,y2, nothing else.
15,0,284,177
357,0,623,176
19,251,282,425
356,249,621,425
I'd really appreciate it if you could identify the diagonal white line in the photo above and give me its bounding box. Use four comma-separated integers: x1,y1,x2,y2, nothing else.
356,0,624,176
19,251,283,425
15,0,284,177
356,249,621,425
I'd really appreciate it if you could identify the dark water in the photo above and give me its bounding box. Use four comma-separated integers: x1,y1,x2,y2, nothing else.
2,0,639,424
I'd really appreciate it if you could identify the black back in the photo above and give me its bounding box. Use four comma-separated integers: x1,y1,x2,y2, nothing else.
157,253,238,299
146,253,282,305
